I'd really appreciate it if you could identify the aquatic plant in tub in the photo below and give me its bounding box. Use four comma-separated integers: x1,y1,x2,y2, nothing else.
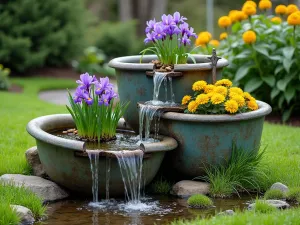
108,12,229,131
26,73,178,199
160,79,272,178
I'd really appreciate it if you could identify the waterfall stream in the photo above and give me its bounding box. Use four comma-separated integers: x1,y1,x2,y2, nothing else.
87,150,102,203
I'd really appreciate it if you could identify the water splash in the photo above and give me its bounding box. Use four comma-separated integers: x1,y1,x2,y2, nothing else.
139,104,159,141
111,150,144,204
153,72,168,102
87,150,103,203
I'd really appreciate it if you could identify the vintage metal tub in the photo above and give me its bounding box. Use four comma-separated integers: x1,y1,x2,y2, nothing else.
159,101,272,178
26,114,178,196
108,55,228,132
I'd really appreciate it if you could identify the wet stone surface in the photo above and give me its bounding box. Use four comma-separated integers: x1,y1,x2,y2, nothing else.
36,195,252,225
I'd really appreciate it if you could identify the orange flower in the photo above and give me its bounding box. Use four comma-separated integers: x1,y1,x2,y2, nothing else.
259,0,272,10
242,4,257,16
209,40,220,47
195,32,212,46
220,32,228,40
218,16,232,28
271,17,282,24
287,4,299,15
287,12,300,26
243,30,256,44
244,1,257,8
275,5,287,15
229,10,238,23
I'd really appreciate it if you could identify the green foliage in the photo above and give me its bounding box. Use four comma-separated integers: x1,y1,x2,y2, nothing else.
72,46,115,77
0,0,87,73
0,182,45,219
95,21,143,59
286,187,300,202
149,178,172,195
196,144,268,197
252,200,277,213
264,189,285,200
187,194,213,208
0,203,20,225
0,64,10,90
218,14,300,121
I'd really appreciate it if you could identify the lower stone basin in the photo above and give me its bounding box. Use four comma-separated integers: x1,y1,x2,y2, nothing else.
26,114,178,196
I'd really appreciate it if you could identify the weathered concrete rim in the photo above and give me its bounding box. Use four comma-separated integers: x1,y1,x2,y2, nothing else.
26,114,178,153
161,101,272,122
108,55,229,71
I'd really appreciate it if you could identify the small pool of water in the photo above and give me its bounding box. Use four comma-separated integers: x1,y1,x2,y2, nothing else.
37,195,252,225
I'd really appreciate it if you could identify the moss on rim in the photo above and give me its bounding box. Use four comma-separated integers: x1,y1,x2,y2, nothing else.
187,194,213,209
264,189,285,200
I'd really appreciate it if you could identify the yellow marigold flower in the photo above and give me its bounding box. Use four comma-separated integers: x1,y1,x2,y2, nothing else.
204,84,216,93
231,94,245,107
215,86,228,96
192,80,207,91
271,16,282,24
235,11,248,21
218,16,232,28
275,5,287,15
287,4,299,15
247,100,258,111
225,100,239,114
182,95,191,105
287,12,300,26
243,92,254,101
195,32,212,46
244,0,257,8
211,93,225,105
242,4,257,16
188,100,199,113
206,92,214,98
229,10,238,23
215,79,232,87
230,87,244,95
243,30,256,44
220,32,228,40
259,0,272,10
196,94,209,105
209,39,220,47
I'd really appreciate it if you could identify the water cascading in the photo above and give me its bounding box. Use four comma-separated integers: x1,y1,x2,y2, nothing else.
87,150,102,203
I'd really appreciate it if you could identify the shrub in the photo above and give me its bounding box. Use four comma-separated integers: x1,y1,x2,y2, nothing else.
0,0,87,73
264,189,285,200
195,3,300,121
0,65,10,90
149,178,172,195
286,187,300,202
196,144,268,197
95,21,143,59
252,200,277,213
187,194,213,208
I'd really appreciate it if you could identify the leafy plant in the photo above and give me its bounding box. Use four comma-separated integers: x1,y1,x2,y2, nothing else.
286,187,300,202
141,12,198,65
0,65,10,90
187,194,213,208
195,144,268,197
67,73,129,141
264,189,285,200
149,177,172,195
0,0,87,72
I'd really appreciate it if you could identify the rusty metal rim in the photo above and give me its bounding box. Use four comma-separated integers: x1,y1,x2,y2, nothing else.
108,55,229,71
161,101,272,122
26,114,178,153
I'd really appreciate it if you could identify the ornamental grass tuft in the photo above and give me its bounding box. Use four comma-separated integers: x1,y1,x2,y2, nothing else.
187,194,213,209
286,187,300,202
195,144,268,197
149,177,172,195
264,189,285,200
252,200,277,213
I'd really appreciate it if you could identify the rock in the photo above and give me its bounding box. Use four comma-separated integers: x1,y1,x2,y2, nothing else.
248,200,290,210
270,182,289,194
10,205,35,224
25,146,46,177
170,180,210,197
0,174,69,202
217,209,235,216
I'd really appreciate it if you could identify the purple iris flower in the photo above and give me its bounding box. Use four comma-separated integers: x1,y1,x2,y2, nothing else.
186,27,197,38
73,87,90,104
84,97,94,105
161,14,174,26
95,77,114,95
173,12,187,24
153,23,166,40
179,34,191,46
179,22,189,36
144,32,156,44
76,73,97,92
145,19,156,33
165,24,181,38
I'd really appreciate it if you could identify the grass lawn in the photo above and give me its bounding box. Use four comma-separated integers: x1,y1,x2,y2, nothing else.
0,77,299,224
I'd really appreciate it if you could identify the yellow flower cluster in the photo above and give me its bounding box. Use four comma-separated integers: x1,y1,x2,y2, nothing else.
288,11,300,26
243,30,256,44
195,32,212,46
258,0,272,11
182,79,258,114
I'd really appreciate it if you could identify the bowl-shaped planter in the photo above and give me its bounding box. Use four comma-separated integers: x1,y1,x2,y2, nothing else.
159,101,272,179
108,55,229,132
26,114,177,196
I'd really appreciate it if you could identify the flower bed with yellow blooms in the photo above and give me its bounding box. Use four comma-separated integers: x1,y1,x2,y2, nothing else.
182,79,258,114
193,0,300,122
